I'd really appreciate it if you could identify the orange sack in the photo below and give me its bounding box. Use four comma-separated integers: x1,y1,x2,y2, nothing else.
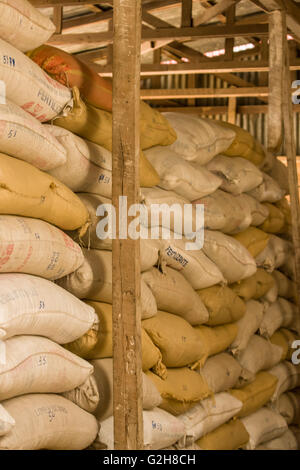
27,45,112,112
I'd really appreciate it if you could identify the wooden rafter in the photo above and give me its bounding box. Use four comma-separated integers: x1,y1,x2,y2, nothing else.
250,0,300,41
140,86,270,99
141,12,266,92
154,104,300,114
193,0,242,27
61,0,181,30
92,60,300,76
47,24,269,46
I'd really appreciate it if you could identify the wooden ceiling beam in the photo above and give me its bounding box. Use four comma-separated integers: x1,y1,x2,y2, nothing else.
193,0,242,27
61,0,181,30
91,59,300,76
153,104,300,113
250,0,300,42
47,23,269,46
140,86,270,99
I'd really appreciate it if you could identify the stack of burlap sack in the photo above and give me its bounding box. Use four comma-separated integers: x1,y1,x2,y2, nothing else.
0,0,104,450
1,0,299,451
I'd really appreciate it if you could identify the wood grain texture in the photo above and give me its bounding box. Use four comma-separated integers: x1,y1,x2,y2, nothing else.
268,9,284,152
280,10,300,306
112,0,143,451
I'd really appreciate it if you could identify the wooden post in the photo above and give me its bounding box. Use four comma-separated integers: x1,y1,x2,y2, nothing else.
107,19,113,65
225,5,237,124
280,10,300,305
151,48,162,89
112,0,144,450
268,10,284,153
181,0,195,105
53,6,63,33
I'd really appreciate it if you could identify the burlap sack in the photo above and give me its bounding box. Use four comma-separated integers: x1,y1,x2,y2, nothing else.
0,153,89,230
0,100,66,170
0,273,97,343
0,394,98,450
207,154,263,195
0,215,84,280
142,266,209,325
0,38,71,121
0,0,55,51
0,335,94,401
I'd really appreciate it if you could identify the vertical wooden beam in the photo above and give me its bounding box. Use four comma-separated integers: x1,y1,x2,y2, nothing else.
268,10,284,153
181,0,194,105
112,0,143,450
225,5,237,124
259,38,269,86
181,0,193,27
281,10,300,305
107,19,113,65
53,6,63,33
151,48,162,89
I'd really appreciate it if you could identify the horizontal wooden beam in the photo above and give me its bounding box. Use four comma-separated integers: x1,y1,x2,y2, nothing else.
94,60,300,76
30,0,96,5
140,87,270,99
154,104,300,114
48,24,269,46
61,0,181,30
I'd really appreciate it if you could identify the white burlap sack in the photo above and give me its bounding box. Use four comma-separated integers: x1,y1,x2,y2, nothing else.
91,358,162,421
144,146,221,200
193,190,252,234
0,38,72,121
263,281,278,303
239,194,269,226
200,353,243,393
46,126,112,197
277,392,300,425
237,335,283,377
247,172,285,203
203,230,257,283
0,273,97,343
242,408,288,450
269,159,290,195
177,393,243,446
72,194,160,271
206,155,263,195
0,0,55,52
259,298,298,338
140,187,201,235
0,394,98,450
162,113,235,163
62,375,100,414
0,335,93,401
270,236,293,269
230,300,264,356
0,100,66,170
57,248,157,320
0,215,84,280
157,236,225,289
95,408,185,450
256,235,292,272
256,429,298,450
0,404,15,437
269,362,300,403
142,266,209,325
